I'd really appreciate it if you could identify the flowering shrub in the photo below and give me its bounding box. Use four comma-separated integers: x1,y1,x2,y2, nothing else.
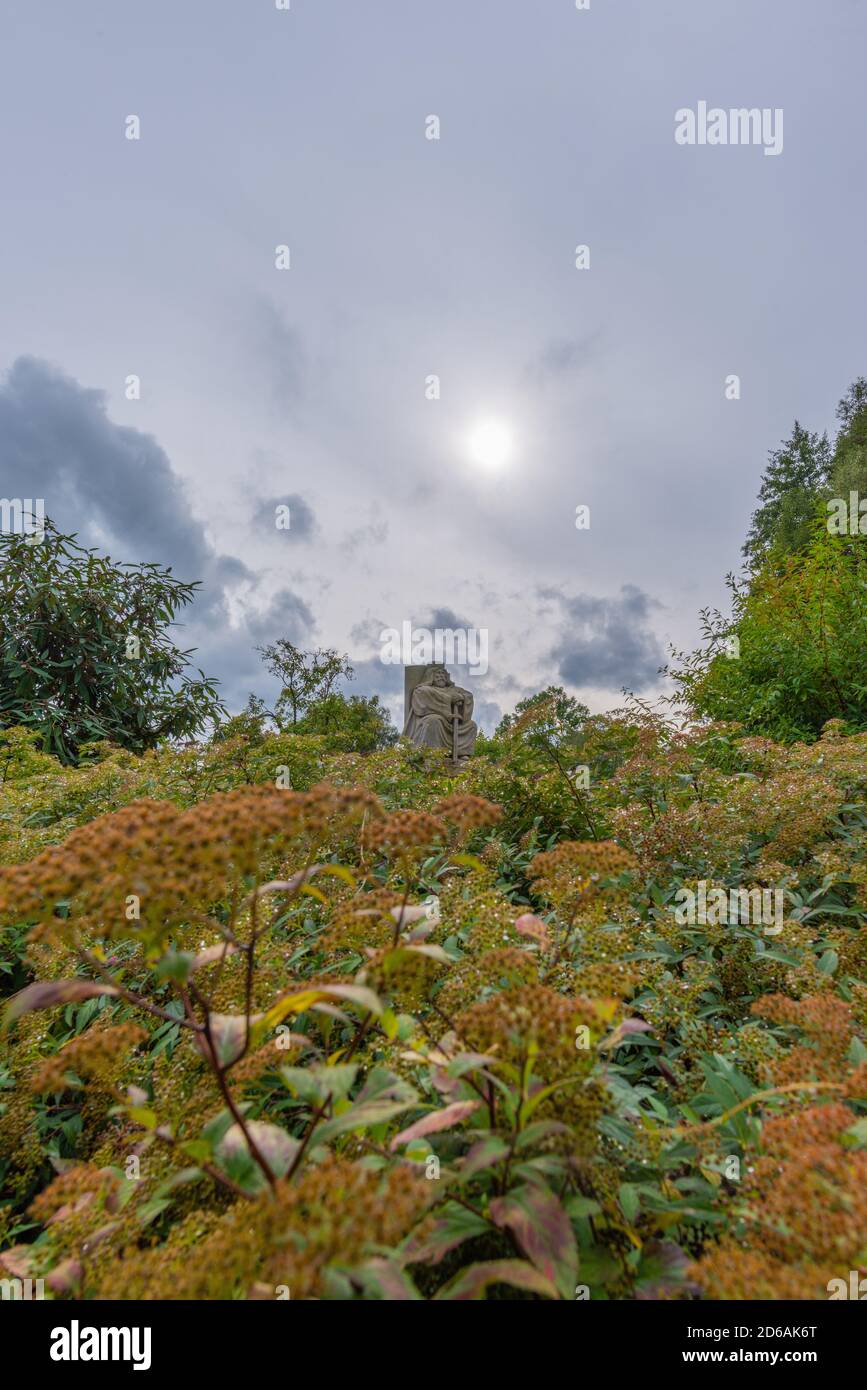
0,714,865,1300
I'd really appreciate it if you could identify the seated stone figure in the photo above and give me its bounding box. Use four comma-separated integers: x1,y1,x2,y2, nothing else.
403,664,477,759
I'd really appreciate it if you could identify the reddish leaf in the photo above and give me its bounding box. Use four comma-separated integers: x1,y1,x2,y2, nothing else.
514,913,551,947
0,1245,33,1279
356,1258,422,1300
635,1239,700,1300
489,1183,578,1299
217,1122,300,1188
3,979,119,1027
196,1013,259,1068
434,1259,558,1301
46,1257,83,1294
599,1017,653,1051
459,1136,510,1180
390,1100,480,1151
190,942,238,971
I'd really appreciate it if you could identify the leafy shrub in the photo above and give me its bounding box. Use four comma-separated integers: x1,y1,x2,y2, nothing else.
0,713,865,1300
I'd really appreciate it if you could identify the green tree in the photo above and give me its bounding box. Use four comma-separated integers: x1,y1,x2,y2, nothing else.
299,691,397,752
0,521,224,762
494,686,590,744
669,523,867,741
828,376,867,500
742,421,832,570
256,641,353,727
211,693,271,745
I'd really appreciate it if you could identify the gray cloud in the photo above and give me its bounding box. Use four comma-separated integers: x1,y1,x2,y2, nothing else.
544,584,666,692
0,356,315,709
2,0,863,726
0,356,250,612
473,699,503,734
426,606,471,631
252,493,318,541
341,518,388,556
245,587,315,645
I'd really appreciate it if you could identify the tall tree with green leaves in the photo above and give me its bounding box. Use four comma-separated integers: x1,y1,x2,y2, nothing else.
742,421,832,570
828,376,867,499
256,641,353,727
669,523,867,741
300,691,397,752
0,521,224,762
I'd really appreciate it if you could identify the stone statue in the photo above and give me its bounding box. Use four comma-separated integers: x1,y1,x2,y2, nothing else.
403,664,477,759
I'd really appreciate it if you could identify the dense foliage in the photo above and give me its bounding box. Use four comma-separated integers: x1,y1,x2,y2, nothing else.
667,526,867,742
1,705,865,1301
670,376,867,742
0,523,223,763
743,377,867,571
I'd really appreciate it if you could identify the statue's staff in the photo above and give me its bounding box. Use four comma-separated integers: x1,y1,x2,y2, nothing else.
452,694,463,765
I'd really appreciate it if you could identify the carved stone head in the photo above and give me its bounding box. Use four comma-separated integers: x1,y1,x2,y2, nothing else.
421,663,451,688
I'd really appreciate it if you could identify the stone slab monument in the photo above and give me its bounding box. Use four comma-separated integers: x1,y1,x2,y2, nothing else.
403,664,478,762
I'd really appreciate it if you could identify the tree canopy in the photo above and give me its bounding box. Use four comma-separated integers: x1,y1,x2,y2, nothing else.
0,521,223,762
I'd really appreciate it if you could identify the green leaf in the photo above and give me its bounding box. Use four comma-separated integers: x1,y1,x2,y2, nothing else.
817,949,838,976
842,1117,867,1149
215,1121,300,1194
279,1063,358,1107
353,1258,421,1301
565,1194,602,1221
618,1182,641,1226
403,1201,491,1266
311,1096,416,1149
201,1106,246,1152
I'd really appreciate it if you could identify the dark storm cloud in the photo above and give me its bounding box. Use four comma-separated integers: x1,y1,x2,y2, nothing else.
244,587,316,645
0,356,251,610
543,584,666,692
0,357,316,710
252,493,318,541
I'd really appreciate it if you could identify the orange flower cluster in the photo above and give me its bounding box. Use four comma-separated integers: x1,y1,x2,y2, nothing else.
435,872,523,953
528,840,639,918
29,1161,111,1215
91,1157,433,1300
0,783,380,943
363,810,446,862
751,992,858,1088
30,1023,147,1094
457,983,610,1140
437,946,538,1015
319,887,406,955
358,943,445,1010
692,1103,867,1300
431,794,503,838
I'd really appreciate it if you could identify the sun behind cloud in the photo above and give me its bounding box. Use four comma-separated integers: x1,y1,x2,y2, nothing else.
466,418,514,472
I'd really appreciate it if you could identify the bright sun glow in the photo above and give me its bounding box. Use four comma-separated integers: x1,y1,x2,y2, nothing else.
467,419,513,471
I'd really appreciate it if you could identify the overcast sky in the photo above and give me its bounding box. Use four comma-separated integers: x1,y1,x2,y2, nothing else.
1,0,864,730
